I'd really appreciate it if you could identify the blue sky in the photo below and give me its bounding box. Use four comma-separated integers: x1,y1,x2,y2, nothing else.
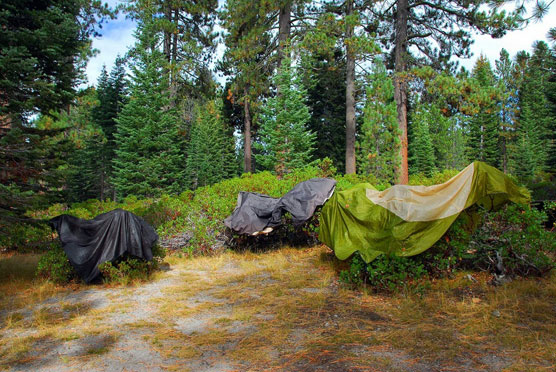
83,1,556,87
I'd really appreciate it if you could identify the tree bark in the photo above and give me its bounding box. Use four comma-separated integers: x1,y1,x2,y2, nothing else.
394,0,409,184
345,0,356,174
243,88,252,173
277,1,291,69
163,3,172,62
169,8,179,107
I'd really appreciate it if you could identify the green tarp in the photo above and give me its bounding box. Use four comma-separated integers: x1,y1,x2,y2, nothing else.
319,162,530,263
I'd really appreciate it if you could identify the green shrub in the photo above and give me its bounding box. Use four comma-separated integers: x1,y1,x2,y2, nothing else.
36,243,166,285
408,168,460,186
340,203,555,291
98,244,166,285
465,204,555,277
36,245,76,283
340,253,428,293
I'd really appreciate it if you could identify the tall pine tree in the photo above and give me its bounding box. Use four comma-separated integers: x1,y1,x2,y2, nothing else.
254,58,315,176
466,56,501,168
514,41,555,175
112,19,186,197
409,104,436,176
358,60,399,183
185,100,238,189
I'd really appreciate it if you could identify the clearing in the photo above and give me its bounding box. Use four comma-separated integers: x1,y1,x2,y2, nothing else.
1,246,555,371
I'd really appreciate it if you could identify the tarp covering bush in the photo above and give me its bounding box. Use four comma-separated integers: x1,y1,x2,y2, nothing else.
50,209,158,283
224,178,337,235
319,162,530,263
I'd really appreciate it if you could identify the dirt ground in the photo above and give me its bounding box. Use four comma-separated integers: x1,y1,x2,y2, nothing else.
1,246,555,372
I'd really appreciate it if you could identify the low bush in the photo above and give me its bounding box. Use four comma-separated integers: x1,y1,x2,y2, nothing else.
36,244,166,284
36,244,76,283
98,244,167,285
340,204,555,292
465,204,555,277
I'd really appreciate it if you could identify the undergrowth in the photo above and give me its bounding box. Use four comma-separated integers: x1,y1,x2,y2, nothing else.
3,158,378,255
340,203,556,292
36,244,166,284
4,159,555,290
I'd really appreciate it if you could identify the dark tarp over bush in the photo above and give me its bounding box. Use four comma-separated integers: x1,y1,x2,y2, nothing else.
50,209,158,283
224,178,337,235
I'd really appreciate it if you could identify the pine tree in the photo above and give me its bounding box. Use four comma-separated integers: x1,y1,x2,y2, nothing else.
98,57,127,200
495,49,519,173
0,0,112,222
466,57,500,168
410,67,470,171
369,0,521,183
112,21,186,198
514,42,555,175
547,33,556,173
185,100,238,189
358,60,399,183
409,105,436,176
254,58,315,175
301,49,347,173
61,88,106,202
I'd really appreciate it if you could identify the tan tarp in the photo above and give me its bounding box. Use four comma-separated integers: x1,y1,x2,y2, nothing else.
365,162,474,222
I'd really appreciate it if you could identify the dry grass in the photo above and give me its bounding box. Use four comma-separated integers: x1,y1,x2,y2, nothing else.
1,246,555,371
152,245,556,371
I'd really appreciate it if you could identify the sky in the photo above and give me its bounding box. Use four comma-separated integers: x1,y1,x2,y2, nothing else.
83,1,556,87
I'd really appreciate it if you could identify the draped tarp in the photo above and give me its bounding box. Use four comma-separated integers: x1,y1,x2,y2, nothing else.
50,209,158,283
224,178,337,235
319,162,530,263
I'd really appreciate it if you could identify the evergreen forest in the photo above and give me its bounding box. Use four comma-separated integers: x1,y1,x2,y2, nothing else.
2,0,556,218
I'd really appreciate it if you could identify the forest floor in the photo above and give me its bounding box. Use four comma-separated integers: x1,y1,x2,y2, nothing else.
1,246,555,372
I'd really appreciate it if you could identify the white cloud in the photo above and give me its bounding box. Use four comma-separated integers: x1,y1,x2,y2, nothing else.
83,4,136,87
457,5,556,70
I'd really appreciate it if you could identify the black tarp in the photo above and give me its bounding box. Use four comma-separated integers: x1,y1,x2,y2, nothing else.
50,209,158,283
224,178,337,235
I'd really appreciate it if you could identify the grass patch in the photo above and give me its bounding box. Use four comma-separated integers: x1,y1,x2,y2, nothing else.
1,245,554,371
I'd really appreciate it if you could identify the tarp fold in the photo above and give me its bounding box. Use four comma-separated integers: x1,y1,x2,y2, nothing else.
319,162,529,263
224,178,337,235
50,209,158,283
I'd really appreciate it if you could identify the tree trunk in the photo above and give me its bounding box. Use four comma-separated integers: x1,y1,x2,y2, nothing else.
163,3,172,62
243,88,252,173
277,1,291,69
100,168,104,201
345,0,356,174
394,0,409,184
169,8,179,107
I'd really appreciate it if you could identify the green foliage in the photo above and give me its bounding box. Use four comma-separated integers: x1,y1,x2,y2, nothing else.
0,0,113,224
254,58,316,175
0,0,112,120
185,100,238,189
302,49,346,173
36,245,76,284
0,223,54,252
112,19,186,198
408,168,461,186
466,56,501,168
340,253,428,293
358,60,400,183
98,245,166,285
36,243,166,285
467,204,555,277
510,42,556,179
409,105,437,176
